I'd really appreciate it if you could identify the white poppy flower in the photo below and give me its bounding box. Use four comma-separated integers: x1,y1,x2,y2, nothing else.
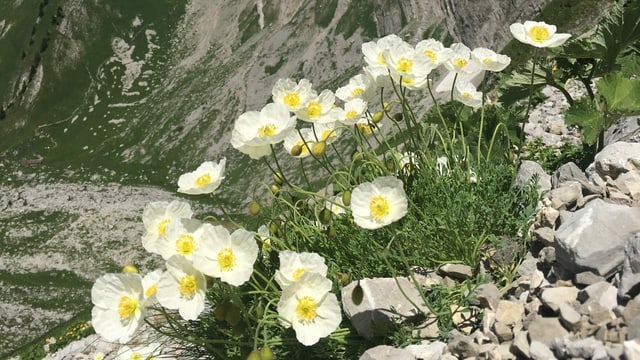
471,47,511,72
325,195,346,216
443,43,478,75
383,42,434,81
192,225,259,287
141,200,193,254
339,98,368,125
91,273,145,343
510,21,571,48
296,89,340,123
363,65,392,88
177,158,225,195
453,80,483,109
312,122,342,144
362,34,405,69
274,250,328,289
156,256,207,321
272,78,317,112
154,218,202,261
277,272,342,346
335,73,375,102
231,103,297,159
350,176,408,229
415,39,454,67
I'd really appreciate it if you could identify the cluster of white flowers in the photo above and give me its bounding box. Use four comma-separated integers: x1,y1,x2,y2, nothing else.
91,195,259,346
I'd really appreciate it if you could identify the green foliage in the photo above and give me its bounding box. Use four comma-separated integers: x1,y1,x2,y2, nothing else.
597,71,640,114
335,0,377,39
565,97,604,145
521,138,594,172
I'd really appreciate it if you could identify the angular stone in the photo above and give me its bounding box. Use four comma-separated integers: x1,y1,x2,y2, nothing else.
558,302,581,332
447,331,478,358
493,321,513,342
595,142,640,179
474,283,500,311
438,264,473,280
552,162,603,195
611,170,640,196
529,340,556,360
608,186,633,205
405,341,446,359
578,281,618,310
565,337,603,359
495,300,525,327
532,227,554,246
547,181,583,210
540,286,579,313
515,160,551,193
511,330,530,358
539,206,560,228
555,199,640,277
574,271,606,286
620,233,640,299
527,317,569,347
604,116,640,146
587,302,615,326
624,340,640,360
341,277,431,339
359,345,414,360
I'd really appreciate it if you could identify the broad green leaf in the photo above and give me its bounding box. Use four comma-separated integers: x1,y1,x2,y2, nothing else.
565,98,604,145
498,61,547,107
596,72,640,113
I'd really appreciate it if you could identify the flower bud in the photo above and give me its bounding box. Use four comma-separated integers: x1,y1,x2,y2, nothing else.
337,272,350,286
351,151,361,162
352,280,364,305
225,304,242,326
248,201,261,216
371,111,384,123
383,101,392,112
121,264,138,274
272,172,285,185
392,113,404,122
319,208,332,225
311,141,327,157
341,190,351,206
246,350,261,360
270,184,280,195
260,346,274,360
290,144,303,157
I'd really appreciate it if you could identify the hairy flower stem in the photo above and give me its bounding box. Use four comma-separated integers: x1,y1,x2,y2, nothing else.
521,48,539,147
450,72,459,102
427,78,452,156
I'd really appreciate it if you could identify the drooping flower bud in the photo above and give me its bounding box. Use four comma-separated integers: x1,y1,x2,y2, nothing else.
248,201,261,216
311,141,327,157
371,111,384,123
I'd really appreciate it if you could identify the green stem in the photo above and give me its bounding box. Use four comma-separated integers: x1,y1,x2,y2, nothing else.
521,48,539,147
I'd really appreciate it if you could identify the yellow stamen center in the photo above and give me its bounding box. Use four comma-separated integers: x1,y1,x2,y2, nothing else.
284,92,300,108
345,110,358,119
157,218,170,236
397,57,413,73
117,296,139,320
357,123,373,135
131,354,142,360
292,268,306,281
258,124,277,138
483,57,493,63
462,92,473,99
453,58,468,70
321,129,334,140
176,234,196,255
195,173,211,188
402,77,414,85
376,52,385,65
369,195,390,221
307,101,322,117
295,296,318,321
178,275,197,297
424,50,437,62
529,26,550,42
217,247,236,271
145,284,158,298
351,88,364,97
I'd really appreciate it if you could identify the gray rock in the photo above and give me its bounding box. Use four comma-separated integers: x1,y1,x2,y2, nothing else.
438,264,473,280
515,160,552,193
624,340,640,360
578,281,618,310
547,181,583,210
607,186,633,205
359,345,414,360
532,227,555,246
565,337,603,359
527,317,569,347
558,302,581,331
587,302,615,326
555,199,640,277
538,206,560,228
620,233,640,299
474,283,500,311
552,162,588,186
610,170,640,197
540,286,579,313
447,331,478,358
493,320,513,342
529,340,556,360
405,341,446,360
574,271,606,286
511,330,530,358
341,277,430,339
495,300,525,327
604,116,640,147
595,142,640,180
